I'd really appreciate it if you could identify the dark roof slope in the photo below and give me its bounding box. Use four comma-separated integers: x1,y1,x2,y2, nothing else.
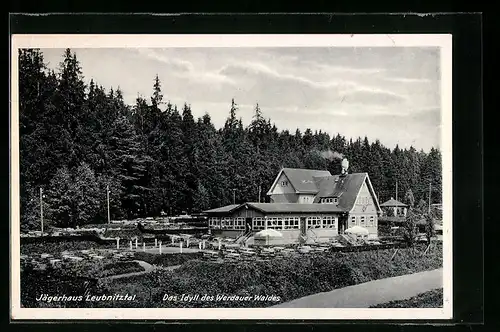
380,198,408,207
313,173,367,211
203,204,240,213
281,168,331,193
246,203,344,213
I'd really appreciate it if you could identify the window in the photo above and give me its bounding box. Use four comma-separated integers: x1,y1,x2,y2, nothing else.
322,197,339,204
281,181,288,186
222,217,231,229
209,217,220,228
253,217,264,230
368,216,375,226
267,217,283,229
283,217,298,230
360,216,366,226
323,216,337,229
350,215,356,225
235,217,245,230
307,216,321,229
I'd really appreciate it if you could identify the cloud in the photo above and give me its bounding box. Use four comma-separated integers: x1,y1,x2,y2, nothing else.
135,48,194,72
305,62,387,75
339,87,408,105
383,77,433,83
135,48,235,85
219,62,356,90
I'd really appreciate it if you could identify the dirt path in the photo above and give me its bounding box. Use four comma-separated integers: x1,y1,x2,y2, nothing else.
100,260,183,281
273,268,443,308
100,260,154,281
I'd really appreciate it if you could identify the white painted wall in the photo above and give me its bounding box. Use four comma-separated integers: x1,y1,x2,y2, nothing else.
298,194,316,204
270,173,295,194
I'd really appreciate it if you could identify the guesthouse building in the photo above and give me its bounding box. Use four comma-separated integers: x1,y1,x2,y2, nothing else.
204,159,382,245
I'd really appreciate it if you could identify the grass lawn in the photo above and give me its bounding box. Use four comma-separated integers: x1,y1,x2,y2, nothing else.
370,288,443,308
133,252,203,267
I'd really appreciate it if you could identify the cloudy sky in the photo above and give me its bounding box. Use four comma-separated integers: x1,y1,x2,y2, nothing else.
41,47,441,151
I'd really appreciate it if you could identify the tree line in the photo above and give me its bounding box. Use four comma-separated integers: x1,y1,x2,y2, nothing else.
18,48,442,230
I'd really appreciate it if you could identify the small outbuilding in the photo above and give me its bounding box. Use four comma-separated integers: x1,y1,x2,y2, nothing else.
380,197,408,217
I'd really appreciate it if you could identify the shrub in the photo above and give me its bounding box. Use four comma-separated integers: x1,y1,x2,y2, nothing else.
100,261,145,277
370,288,443,308
21,264,106,308
21,241,113,255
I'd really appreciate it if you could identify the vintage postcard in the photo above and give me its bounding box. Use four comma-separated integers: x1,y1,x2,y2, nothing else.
10,34,452,320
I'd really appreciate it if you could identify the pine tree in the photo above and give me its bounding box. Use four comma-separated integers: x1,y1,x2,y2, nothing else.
151,74,163,107
108,115,149,218
181,103,198,212
46,166,73,227
71,162,101,225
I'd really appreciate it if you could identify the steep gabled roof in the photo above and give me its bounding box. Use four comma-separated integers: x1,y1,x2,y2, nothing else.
267,168,331,195
380,198,408,207
312,173,367,211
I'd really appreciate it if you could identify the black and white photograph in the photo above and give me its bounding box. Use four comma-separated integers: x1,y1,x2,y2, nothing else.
10,34,453,320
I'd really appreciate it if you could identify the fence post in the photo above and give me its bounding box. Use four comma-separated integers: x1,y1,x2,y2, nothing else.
187,238,190,247
218,239,221,250
116,237,120,249
171,236,175,245
155,238,157,248
180,241,183,254
135,238,138,249
143,242,146,252
390,248,399,261
129,240,132,250
159,241,162,254
422,243,431,256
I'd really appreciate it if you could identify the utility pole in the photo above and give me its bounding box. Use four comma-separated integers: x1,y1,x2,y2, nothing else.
395,180,398,201
428,182,432,214
107,185,110,224
39,188,44,235
232,189,236,205
258,185,261,203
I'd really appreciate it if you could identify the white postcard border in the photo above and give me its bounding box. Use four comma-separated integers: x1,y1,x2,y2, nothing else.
10,33,453,321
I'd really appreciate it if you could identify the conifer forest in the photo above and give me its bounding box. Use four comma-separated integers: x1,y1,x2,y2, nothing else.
18,49,442,230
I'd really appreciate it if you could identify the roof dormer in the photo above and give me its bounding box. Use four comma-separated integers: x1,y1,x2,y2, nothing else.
320,197,339,204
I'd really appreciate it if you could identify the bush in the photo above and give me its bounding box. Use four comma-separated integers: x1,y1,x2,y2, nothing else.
100,261,145,277
21,264,106,308
21,241,113,255
370,288,443,308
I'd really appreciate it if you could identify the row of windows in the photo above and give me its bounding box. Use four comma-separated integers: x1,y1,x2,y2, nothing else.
208,217,247,230
349,215,376,227
321,197,338,204
209,216,338,230
306,216,337,229
357,196,371,205
264,217,301,230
